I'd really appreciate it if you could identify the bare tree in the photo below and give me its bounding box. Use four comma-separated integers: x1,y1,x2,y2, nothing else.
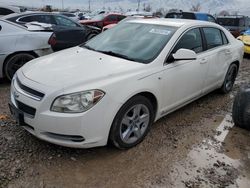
218,10,230,16
190,3,201,12
145,4,152,12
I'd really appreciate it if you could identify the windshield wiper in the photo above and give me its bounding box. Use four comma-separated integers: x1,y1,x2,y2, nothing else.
97,50,136,62
82,45,96,51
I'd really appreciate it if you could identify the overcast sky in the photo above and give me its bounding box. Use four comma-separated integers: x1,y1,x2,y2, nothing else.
0,0,249,13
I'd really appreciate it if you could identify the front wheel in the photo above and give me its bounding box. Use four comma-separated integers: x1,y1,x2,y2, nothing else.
4,53,35,81
109,96,155,149
220,64,238,94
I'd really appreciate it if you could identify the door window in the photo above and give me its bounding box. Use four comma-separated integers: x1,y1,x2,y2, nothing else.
106,15,117,22
19,15,55,24
172,28,203,54
54,15,78,27
118,15,126,21
203,27,223,49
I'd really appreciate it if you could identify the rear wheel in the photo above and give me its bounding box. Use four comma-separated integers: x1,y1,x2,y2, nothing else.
4,53,35,81
109,96,155,149
220,64,238,94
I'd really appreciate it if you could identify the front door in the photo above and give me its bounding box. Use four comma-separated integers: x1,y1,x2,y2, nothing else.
160,28,209,115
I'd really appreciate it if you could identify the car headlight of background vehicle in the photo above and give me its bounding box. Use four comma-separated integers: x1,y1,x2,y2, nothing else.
51,90,105,113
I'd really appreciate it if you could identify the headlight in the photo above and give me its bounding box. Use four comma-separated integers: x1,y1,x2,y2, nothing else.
51,90,105,113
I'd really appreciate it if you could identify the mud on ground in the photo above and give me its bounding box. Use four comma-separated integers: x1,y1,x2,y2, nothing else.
0,58,250,188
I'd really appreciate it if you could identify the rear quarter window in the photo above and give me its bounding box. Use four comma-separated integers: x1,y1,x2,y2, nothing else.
207,15,217,23
203,27,223,49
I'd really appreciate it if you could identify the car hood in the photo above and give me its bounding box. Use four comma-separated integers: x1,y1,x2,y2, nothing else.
242,35,250,45
21,47,144,88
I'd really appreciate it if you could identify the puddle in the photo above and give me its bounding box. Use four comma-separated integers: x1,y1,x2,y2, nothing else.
170,115,250,188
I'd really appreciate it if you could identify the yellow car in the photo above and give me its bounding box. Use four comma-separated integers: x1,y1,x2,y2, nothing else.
237,30,250,54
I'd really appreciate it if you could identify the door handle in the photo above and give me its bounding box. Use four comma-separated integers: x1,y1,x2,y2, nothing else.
200,58,207,64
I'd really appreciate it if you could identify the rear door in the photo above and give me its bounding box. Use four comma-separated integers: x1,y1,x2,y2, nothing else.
201,27,232,92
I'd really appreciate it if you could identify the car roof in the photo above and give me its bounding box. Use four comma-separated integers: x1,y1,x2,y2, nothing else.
2,11,71,19
128,18,218,28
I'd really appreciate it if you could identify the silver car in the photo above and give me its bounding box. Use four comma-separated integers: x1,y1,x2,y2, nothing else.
0,19,53,80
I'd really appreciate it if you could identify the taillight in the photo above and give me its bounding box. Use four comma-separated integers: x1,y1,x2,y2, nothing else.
48,33,57,46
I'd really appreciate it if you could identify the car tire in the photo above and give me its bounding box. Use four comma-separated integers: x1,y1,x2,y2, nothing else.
109,95,155,149
220,63,238,94
4,53,35,81
232,85,250,130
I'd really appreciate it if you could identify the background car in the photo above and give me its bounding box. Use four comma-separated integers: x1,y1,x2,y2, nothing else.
79,13,126,29
3,12,82,28
233,85,250,130
102,15,155,32
0,19,53,80
237,29,250,55
10,19,243,149
217,15,250,37
57,12,79,22
49,26,100,51
165,11,217,23
0,4,25,17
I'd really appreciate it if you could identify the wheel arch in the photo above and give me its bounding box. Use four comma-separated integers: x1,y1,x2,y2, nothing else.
133,92,158,116
2,51,38,77
231,60,240,73
108,91,159,147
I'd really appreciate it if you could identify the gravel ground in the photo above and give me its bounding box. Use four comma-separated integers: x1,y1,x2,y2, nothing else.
0,58,250,188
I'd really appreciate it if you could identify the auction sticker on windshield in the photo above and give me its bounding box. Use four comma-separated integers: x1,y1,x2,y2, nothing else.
149,28,171,35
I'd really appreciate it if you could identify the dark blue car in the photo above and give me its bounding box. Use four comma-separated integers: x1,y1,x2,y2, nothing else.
165,11,217,23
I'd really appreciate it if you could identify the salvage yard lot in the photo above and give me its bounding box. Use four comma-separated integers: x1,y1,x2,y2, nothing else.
1,57,250,188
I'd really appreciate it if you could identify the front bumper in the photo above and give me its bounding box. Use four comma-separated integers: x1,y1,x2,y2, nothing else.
10,72,118,148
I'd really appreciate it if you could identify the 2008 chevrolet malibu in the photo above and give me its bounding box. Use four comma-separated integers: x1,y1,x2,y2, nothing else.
9,19,244,149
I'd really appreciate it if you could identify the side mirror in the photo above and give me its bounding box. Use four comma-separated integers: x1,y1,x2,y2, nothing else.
172,49,197,61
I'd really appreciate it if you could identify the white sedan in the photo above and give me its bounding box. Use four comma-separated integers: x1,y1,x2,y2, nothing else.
0,19,53,80
10,19,244,149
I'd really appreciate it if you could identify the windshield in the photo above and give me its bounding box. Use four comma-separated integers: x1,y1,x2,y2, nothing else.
82,22,177,63
92,14,105,21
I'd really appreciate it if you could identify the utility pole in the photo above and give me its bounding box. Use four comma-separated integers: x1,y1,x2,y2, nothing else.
88,0,91,12
137,0,141,12
62,0,64,10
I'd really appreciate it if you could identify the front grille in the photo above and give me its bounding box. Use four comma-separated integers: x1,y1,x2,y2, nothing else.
16,77,45,100
17,100,36,117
